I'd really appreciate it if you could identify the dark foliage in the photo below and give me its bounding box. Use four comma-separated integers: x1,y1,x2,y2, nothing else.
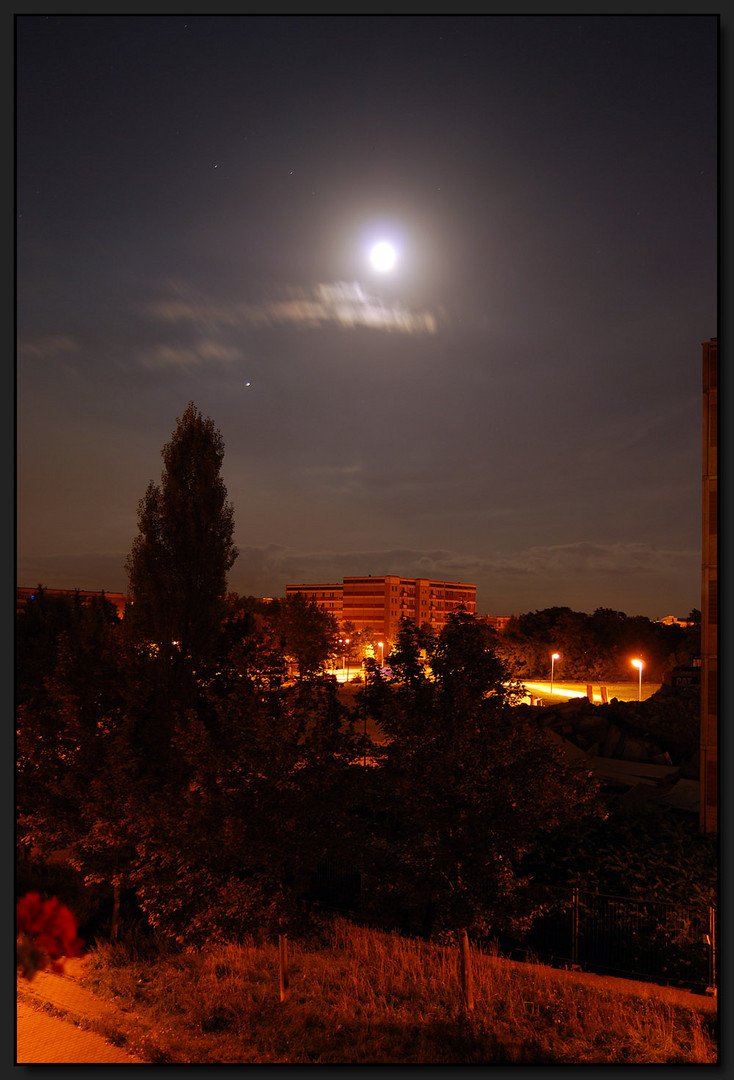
125,402,238,692
495,606,699,682
359,613,605,939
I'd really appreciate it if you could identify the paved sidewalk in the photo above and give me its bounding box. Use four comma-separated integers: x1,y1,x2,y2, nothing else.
16,957,145,1064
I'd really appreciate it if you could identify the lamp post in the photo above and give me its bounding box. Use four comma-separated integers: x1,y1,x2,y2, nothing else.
363,658,368,767
378,641,384,670
550,653,560,695
338,637,350,681
345,638,350,682
631,658,643,701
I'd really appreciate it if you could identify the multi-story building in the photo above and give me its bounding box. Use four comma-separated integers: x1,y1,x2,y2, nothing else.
286,575,476,645
16,586,127,620
700,337,717,833
477,614,513,633
283,582,344,620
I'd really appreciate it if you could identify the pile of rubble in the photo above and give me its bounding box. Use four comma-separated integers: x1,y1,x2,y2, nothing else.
518,685,701,812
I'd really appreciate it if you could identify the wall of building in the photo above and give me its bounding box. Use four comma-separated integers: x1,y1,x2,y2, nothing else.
284,582,344,621
16,586,127,620
287,574,477,649
700,337,717,833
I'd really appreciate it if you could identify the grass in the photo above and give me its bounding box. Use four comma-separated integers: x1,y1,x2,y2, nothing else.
79,917,716,1064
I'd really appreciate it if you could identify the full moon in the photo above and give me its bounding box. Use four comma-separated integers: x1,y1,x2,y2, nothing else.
369,240,397,272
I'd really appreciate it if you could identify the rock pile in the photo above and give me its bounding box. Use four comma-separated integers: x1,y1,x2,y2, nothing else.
517,685,701,811
531,685,699,768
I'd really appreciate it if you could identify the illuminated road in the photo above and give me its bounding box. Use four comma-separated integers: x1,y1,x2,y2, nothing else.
521,681,658,704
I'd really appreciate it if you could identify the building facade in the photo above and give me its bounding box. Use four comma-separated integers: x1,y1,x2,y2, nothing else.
17,586,127,620
700,337,717,833
283,582,344,620
286,575,477,644
477,614,513,633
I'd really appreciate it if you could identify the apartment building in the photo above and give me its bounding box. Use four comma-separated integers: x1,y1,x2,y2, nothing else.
283,582,344,621
17,586,127,620
286,575,476,643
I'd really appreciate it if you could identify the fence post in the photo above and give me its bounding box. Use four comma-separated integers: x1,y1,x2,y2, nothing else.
571,888,579,966
460,930,474,1011
707,906,717,995
279,934,289,1002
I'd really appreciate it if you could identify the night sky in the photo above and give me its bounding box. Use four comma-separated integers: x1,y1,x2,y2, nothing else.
16,15,718,619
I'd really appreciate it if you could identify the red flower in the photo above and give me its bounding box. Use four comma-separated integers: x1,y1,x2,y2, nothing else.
16,893,83,979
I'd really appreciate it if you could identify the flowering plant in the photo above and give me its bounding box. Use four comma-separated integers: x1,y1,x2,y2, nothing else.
16,892,84,980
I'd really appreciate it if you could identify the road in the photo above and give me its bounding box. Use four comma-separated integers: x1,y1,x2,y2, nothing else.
521,680,658,704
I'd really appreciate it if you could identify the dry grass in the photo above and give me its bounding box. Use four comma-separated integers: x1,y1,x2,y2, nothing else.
81,917,717,1064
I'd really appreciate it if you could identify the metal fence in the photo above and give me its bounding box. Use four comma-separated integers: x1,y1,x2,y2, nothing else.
523,888,717,993
306,866,717,994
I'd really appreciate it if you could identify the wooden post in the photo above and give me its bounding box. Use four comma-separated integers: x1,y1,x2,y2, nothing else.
279,934,289,1002
460,930,474,1011
586,684,593,702
708,906,717,995
600,685,608,704
110,881,120,943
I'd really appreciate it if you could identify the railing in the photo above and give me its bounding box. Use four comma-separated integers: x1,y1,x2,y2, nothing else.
524,888,717,993
305,868,717,994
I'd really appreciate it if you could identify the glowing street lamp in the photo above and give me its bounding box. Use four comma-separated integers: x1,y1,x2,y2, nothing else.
378,641,384,669
631,658,644,701
551,653,560,695
344,638,350,681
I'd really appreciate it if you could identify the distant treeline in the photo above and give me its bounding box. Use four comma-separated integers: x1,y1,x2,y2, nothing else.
493,607,700,683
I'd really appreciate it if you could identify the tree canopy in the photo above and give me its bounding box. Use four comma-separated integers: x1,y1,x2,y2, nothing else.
495,607,699,682
125,403,238,675
361,613,604,938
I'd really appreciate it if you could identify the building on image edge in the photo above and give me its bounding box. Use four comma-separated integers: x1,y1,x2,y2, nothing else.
285,575,477,642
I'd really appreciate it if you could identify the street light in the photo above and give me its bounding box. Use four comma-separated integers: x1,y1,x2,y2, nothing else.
551,653,560,695
344,638,350,682
378,641,384,670
631,658,643,701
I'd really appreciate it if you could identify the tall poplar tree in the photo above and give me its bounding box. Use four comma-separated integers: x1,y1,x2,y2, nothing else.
125,403,238,674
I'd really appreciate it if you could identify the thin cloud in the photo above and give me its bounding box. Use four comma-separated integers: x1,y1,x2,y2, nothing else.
18,335,78,361
229,541,698,583
138,340,243,370
498,541,699,578
143,280,439,336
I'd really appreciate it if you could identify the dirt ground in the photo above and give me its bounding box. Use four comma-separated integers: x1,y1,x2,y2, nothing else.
16,957,145,1064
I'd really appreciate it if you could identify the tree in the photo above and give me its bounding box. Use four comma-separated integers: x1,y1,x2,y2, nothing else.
387,617,435,688
125,403,238,679
364,611,603,938
16,587,121,713
128,647,363,943
270,593,339,680
496,607,695,683
16,598,151,942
